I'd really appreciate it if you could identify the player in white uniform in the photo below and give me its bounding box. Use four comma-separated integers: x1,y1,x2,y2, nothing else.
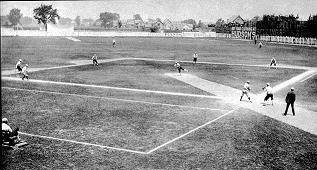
21,64,29,80
193,52,198,64
259,42,263,48
112,39,116,47
263,83,274,105
270,57,277,68
16,59,23,74
240,81,252,102
92,54,98,66
174,61,188,75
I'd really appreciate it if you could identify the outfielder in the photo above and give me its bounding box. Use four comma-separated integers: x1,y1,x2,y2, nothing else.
240,81,252,102
193,52,198,64
270,57,277,68
112,39,116,47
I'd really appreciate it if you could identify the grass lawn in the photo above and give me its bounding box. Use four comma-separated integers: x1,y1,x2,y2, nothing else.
2,37,317,70
1,36,316,169
18,59,304,95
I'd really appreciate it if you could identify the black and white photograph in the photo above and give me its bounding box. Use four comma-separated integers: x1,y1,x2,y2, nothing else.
1,0,317,169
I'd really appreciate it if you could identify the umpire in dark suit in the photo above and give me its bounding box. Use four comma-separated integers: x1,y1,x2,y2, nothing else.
284,87,296,116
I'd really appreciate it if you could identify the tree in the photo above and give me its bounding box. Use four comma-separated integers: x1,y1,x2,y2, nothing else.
133,14,143,21
182,19,196,26
99,12,120,28
59,17,72,25
8,8,22,27
197,20,205,28
75,16,81,26
33,4,60,31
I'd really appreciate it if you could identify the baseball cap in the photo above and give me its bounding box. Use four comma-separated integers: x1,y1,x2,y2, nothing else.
247,81,250,83
266,83,270,86
291,87,294,90
25,64,29,67
19,59,22,61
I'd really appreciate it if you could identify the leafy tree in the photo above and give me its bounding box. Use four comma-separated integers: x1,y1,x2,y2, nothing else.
75,16,81,26
215,18,225,27
59,17,72,25
182,19,196,26
197,20,205,28
33,4,60,31
150,25,159,32
133,14,143,21
99,12,120,28
8,8,22,27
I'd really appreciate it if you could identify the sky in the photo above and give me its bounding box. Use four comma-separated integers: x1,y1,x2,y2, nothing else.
1,0,317,23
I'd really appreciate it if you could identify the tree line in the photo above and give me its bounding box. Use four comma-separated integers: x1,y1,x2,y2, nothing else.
2,4,316,37
256,14,317,38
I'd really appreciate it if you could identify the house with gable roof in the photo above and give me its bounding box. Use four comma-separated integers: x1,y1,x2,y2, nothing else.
227,15,244,26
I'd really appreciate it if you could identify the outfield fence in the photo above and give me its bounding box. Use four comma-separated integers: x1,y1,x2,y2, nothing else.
216,33,317,46
1,27,216,38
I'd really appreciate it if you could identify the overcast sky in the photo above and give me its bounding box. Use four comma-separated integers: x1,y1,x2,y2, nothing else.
1,0,317,22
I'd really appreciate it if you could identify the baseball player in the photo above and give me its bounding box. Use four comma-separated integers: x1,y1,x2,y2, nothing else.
21,64,29,80
240,81,252,102
263,83,273,105
112,38,116,47
16,59,23,74
259,42,263,48
92,54,98,66
193,52,198,64
174,61,188,75
270,57,277,68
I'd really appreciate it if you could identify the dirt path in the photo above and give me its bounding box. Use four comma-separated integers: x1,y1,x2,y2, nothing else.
166,72,317,135
1,58,127,76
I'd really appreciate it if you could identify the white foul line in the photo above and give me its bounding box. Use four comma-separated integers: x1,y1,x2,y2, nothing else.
1,77,223,100
2,87,226,112
300,72,317,82
146,109,236,154
19,132,147,154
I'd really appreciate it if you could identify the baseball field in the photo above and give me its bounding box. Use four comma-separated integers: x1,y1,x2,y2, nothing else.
1,36,317,169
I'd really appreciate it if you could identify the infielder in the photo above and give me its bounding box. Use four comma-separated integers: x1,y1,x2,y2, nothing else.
174,61,188,75
21,64,29,80
16,59,23,74
92,54,98,66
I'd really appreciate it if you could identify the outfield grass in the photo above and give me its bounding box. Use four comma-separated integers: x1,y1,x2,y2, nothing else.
2,37,317,70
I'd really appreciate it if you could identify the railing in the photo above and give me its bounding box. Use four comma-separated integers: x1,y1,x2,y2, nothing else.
215,32,317,46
